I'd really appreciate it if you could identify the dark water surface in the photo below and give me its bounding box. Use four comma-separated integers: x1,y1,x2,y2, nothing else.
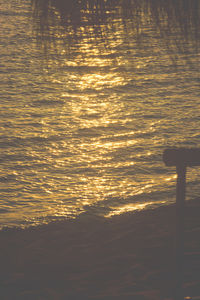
0,0,200,228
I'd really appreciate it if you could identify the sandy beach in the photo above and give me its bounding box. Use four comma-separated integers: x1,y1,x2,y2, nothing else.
0,199,199,300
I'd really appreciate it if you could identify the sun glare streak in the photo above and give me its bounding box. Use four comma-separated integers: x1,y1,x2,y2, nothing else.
79,73,125,90
106,201,166,217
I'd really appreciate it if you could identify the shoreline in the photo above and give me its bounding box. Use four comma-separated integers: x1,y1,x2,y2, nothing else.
0,199,199,299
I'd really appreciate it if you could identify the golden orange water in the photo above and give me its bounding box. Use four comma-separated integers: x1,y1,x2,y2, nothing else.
0,0,200,228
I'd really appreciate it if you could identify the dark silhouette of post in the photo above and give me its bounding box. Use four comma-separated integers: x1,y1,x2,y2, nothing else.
163,148,200,300
175,164,186,300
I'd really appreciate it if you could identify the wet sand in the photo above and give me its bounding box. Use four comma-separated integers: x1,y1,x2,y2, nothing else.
0,199,199,300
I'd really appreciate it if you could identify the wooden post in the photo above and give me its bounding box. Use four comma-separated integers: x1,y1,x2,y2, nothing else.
175,164,186,300
163,148,200,300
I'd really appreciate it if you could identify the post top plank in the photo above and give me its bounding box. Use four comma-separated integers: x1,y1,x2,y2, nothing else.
163,147,200,167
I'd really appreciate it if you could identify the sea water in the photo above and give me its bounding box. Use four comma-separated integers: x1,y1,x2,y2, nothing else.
0,0,200,228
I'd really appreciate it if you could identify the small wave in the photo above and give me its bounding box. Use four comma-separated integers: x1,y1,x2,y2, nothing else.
31,100,65,107
0,174,17,183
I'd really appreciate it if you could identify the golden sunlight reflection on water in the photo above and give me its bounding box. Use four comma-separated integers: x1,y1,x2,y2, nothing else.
105,201,166,217
0,0,200,227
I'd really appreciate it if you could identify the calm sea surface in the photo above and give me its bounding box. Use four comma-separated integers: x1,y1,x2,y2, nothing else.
0,0,200,228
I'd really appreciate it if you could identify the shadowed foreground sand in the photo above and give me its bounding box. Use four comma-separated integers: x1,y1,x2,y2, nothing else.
0,199,199,300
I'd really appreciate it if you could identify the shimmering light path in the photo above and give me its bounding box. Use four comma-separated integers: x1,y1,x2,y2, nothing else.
0,0,200,228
